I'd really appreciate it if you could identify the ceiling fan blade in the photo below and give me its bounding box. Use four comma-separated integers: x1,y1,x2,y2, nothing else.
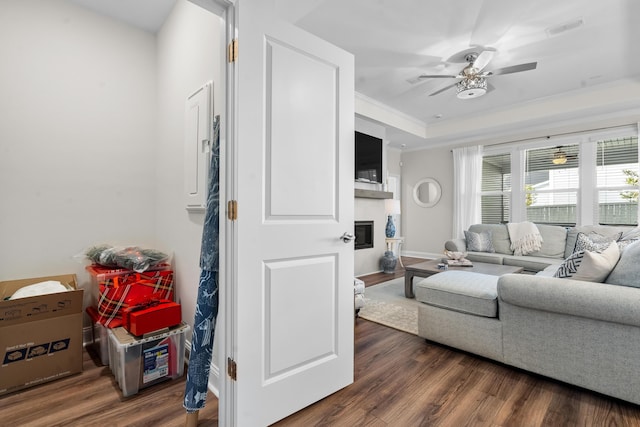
428,82,458,97
419,74,462,79
472,50,494,72
484,62,537,76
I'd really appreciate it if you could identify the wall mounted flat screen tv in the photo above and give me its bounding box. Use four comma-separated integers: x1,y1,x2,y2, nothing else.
355,131,383,183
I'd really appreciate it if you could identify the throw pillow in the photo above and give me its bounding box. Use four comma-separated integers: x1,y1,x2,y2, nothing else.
572,242,620,282
554,250,585,278
554,242,621,282
605,240,640,288
617,238,639,251
464,230,495,253
573,232,621,253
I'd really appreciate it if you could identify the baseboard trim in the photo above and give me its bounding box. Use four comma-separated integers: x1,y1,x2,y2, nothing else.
356,268,384,276
402,250,441,260
185,339,220,398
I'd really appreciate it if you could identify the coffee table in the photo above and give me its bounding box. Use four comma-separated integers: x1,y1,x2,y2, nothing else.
404,259,524,298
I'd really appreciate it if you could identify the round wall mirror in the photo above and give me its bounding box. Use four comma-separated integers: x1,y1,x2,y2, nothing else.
413,178,442,208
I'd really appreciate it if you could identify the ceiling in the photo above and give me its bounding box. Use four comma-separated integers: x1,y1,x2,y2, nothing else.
69,0,177,33
70,0,640,149
283,0,640,148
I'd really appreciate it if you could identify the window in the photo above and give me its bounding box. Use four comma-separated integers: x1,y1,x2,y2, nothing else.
477,127,639,226
481,153,510,224
596,137,638,225
524,145,579,226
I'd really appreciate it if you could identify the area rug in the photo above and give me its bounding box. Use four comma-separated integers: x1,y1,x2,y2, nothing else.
357,277,420,335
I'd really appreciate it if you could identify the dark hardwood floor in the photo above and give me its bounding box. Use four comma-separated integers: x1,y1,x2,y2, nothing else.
0,345,219,427
360,256,428,286
3,257,639,426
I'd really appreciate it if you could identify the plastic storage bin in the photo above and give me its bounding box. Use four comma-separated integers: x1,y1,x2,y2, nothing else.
87,306,109,365
108,322,189,397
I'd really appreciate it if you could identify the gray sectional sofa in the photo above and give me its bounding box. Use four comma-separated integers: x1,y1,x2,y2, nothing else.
417,223,640,405
444,223,631,273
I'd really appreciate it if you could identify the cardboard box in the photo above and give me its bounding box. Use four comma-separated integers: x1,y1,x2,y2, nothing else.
0,274,83,396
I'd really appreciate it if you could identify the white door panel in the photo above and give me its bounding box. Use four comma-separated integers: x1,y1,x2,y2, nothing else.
264,255,337,378
267,39,337,218
233,0,354,425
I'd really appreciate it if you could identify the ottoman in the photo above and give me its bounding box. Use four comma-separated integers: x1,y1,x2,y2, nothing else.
354,277,365,316
415,270,504,361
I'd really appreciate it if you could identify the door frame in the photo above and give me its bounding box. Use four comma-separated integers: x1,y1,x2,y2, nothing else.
188,2,354,425
187,0,235,424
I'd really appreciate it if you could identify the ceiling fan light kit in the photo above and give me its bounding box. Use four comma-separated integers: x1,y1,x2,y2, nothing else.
552,149,568,165
421,48,537,99
456,77,487,99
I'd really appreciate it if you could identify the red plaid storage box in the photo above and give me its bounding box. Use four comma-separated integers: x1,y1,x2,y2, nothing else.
86,264,174,328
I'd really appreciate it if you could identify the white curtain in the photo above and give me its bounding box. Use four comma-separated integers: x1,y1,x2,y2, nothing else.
452,145,483,239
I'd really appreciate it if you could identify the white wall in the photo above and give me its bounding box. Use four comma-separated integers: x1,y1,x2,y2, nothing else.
401,146,453,257
0,1,158,306
156,0,224,387
354,117,388,276
0,1,225,382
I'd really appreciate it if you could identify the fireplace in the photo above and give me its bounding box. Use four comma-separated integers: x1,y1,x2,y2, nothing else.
354,221,374,250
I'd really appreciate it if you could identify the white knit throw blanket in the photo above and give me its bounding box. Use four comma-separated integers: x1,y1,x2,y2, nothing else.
507,221,543,256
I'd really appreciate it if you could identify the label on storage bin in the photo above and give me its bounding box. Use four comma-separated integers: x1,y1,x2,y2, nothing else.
142,343,169,384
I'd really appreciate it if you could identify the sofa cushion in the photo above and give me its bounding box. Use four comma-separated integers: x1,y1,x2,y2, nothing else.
620,226,640,241
498,274,640,327
465,252,504,265
469,224,512,254
617,238,639,251
502,255,558,272
574,232,621,253
464,230,495,253
605,240,640,288
526,224,567,259
414,271,499,318
536,264,560,277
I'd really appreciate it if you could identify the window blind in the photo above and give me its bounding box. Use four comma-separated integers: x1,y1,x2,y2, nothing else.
481,153,511,223
597,137,638,225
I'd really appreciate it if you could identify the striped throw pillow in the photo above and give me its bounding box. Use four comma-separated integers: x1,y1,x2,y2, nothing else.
554,250,585,278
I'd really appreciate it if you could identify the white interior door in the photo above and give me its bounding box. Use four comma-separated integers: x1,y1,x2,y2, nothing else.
230,0,355,425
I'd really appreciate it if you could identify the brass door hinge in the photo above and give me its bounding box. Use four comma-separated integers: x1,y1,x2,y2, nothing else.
227,200,238,221
228,39,238,63
227,357,237,381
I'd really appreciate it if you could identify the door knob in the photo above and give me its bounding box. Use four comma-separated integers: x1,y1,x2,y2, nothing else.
340,232,355,243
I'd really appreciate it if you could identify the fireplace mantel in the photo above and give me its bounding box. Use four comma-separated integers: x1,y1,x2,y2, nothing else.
354,189,393,199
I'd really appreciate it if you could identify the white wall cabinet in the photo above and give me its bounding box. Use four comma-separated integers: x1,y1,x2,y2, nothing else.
184,81,213,212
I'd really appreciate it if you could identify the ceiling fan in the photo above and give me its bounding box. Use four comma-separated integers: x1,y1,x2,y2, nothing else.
419,50,537,99
551,146,577,165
